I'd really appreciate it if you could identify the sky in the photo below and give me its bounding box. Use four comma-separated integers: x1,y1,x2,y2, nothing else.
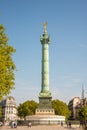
0,0,87,105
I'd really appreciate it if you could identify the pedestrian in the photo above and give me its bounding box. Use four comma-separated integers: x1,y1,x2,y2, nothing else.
14,122,17,128
69,121,71,128
66,121,68,128
11,121,14,128
61,122,63,126
0,122,3,127
28,122,31,128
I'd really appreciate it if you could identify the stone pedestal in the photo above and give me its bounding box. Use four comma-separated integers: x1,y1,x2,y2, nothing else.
26,115,65,125
36,95,55,115
36,108,55,115
39,95,52,108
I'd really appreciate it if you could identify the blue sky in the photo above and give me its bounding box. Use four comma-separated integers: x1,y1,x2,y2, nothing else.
0,0,87,105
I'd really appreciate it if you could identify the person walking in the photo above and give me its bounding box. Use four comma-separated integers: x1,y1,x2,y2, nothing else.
28,122,31,128
69,121,71,128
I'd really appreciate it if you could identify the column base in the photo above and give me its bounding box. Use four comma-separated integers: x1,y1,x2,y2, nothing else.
36,93,55,115
36,108,55,115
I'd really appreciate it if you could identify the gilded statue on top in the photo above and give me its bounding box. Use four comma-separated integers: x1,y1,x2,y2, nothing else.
43,22,47,33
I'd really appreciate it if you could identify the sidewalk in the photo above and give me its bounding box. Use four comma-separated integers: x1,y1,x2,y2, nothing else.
0,125,83,130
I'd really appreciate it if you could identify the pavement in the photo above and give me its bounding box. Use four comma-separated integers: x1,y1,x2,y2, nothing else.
0,125,84,130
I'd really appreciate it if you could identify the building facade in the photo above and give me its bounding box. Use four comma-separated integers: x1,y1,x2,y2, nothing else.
68,97,87,120
68,97,81,119
0,96,17,124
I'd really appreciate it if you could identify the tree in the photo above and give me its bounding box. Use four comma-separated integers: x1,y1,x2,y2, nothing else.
17,100,38,119
77,106,87,121
0,24,16,100
0,107,2,118
52,99,71,120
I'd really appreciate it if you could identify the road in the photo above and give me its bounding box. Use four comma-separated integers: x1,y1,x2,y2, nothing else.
0,125,83,130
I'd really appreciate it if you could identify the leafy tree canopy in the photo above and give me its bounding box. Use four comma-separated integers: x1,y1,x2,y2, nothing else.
0,24,16,100
17,99,71,120
52,99,71,120
17,100,38,119
77,106,87,121
0,107,2,118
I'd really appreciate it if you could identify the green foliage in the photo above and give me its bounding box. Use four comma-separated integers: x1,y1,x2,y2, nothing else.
0,24,16,100
77,106,87,121
17,99,71,120
52,99,71,120
17,100,38,119
0,106,2,118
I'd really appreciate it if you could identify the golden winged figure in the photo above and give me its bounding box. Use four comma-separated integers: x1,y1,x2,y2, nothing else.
43,22,47,32
43,22,47,27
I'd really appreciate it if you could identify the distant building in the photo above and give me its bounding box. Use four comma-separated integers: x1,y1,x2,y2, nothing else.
68,97,81,119
0,96,17,124
83,98,87,107
68,86,87,120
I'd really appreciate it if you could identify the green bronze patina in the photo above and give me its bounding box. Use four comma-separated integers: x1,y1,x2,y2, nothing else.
39,22,51,98
38,22,53,110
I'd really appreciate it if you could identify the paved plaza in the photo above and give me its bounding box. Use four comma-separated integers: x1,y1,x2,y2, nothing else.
0,125,83,130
